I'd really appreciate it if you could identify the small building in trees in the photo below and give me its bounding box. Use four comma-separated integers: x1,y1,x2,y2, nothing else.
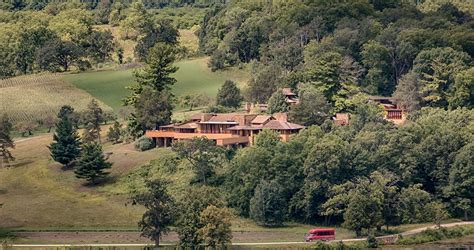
368,96,407,125
243,88,299,113
145,112,304,148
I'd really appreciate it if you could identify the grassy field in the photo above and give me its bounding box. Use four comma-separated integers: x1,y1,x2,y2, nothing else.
62,57,249,112
0,74,112,125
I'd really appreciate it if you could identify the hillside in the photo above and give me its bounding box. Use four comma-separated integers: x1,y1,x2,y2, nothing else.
62,57,250,112
0,74,112,125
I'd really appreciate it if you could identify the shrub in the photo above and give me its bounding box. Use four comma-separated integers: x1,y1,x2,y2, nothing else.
134,136,155,151
366,234,378,248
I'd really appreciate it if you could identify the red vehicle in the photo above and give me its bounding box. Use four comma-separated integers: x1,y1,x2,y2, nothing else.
305,228,336,242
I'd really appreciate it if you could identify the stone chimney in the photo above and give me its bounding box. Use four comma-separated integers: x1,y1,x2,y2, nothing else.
200,113,212,122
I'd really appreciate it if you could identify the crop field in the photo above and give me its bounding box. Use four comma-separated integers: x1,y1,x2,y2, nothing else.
0,74,112,125
62,57,250,112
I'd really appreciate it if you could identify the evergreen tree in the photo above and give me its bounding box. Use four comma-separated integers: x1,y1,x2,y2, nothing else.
0,114,14,167
267,90,289,114
216,80,243,108
74,142,112,184
82,99,104,143
49,115,81,168
123,42,178,106
107,121,122,144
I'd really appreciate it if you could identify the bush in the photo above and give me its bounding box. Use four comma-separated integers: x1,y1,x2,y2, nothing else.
366,234,378,248
134,136,156,151
397,225,474,245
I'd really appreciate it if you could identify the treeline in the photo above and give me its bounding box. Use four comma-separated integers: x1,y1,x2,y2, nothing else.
149,106,473,237
0,0,226,11
200,0,473,113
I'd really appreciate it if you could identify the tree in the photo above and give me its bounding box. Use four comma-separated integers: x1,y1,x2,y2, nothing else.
216,80,243,108
81,30,115,64
82,99,104,143
426,201,449,228
107,121,122,144
36,39,82,72
176,186,225,247
397,184,432,224
445,143,474,220
179,94,210,111
0,114,14,167
74,142,112,184
124,42,178,106
449,67,474,109
246,63,283,103
172,137,225,184
413,47,471,107
42,115,58,133
254,129,280,149
198,205,233,247
267,90,289,114
393,71,422,112
131,179,175,246
49,115,81,168
250,180,286,226
135,89,174,130
289,86,331,126
135,19,179,62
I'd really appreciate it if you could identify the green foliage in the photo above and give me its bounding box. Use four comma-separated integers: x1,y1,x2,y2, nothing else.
245,63,283,103
74,142,112,184
216,80,243,108
175,186,225,247
393,72,422,112
49,111,81,168
267,90,289,114
134,19,179,62
107,121,122,144
134,136,155,152
0,114,14,167
449,67,474,109
172,137,225,184
135,89,174,130
82,99,104,143
366,234,378,248
250,180,286,226
131,178,175,246
254,129,281,150
289,85,331,126
397,225,474,245
124,42,178,106
426,201,449,228
198,205,233,247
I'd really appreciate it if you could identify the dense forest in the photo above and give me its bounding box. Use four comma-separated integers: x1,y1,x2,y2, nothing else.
200,0,473,113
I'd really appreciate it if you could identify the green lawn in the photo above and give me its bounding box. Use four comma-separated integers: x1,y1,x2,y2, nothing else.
62,57,249,112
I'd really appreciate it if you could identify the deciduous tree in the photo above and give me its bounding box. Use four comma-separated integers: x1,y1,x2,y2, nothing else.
0,114,14,167
198,205,233,247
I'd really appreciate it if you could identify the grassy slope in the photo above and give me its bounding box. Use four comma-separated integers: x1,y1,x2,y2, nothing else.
0,74,112,125
62,57,249,112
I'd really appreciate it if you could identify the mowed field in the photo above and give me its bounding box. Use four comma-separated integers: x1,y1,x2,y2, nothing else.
62,57,249,112
0,74,112,125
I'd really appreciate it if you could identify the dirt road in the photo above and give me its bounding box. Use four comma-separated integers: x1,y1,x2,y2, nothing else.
9,221,474,247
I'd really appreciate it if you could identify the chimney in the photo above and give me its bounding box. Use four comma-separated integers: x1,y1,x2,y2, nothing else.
201,113,212,122
273,113,288,122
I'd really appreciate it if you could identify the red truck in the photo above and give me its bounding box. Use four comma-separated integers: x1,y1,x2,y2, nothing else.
305,228,336,242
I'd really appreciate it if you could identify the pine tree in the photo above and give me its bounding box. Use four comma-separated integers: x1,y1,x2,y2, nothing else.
49,115,81,168
82,99,104,143
107,121,122,144
216,80,243,108
74,143,112,185
0,114,15,167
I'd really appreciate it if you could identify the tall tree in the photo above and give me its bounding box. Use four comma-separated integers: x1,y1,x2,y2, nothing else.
0,114,14,168
393,71,422,112
249,180,286,226
216,80,243,108
74,142,111,184
124,42,178,106
49,115,81,168
36,39,82,72
135,89,174,130
135,19,179,62
198,205,233,247
449,67,474,109
172,137,224,184
267,90,289,114
82,100,104,143
131,179,175,246
289,86,331,126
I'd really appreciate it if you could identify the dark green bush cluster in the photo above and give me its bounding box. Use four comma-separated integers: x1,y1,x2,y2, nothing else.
397,225,474,245
134,136,156,151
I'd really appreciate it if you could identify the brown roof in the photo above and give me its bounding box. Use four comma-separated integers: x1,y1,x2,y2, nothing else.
208,113,238,123
227,125,262,130
262,120,304,130
251,115,272,124
176,122,198,129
